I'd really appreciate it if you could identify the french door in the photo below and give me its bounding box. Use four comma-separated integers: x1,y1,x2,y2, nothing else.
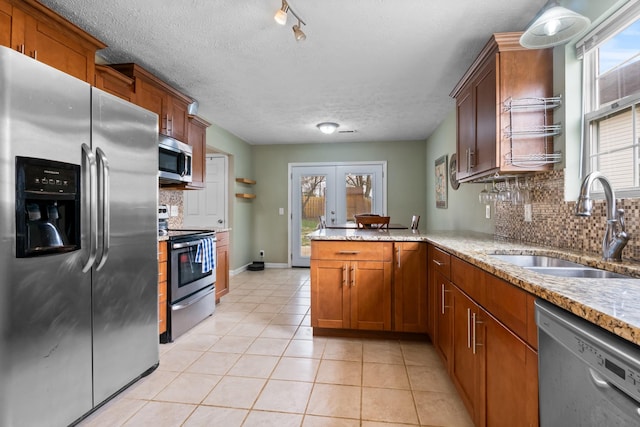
290,162,386,267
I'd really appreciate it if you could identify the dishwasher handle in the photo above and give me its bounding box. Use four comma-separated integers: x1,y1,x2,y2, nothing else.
588,368,640,418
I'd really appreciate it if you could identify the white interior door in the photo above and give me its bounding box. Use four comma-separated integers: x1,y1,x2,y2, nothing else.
290,162,385,267
184,155,228,228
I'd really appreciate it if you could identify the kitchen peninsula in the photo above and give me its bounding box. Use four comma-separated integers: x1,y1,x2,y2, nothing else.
310,228,640,426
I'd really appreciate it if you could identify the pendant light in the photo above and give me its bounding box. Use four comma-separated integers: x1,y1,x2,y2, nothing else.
520,4,590,49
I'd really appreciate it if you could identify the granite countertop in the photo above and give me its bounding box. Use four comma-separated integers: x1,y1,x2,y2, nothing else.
309,229,640,346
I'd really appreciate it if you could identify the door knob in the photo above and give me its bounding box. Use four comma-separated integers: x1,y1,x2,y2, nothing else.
217,219,223,224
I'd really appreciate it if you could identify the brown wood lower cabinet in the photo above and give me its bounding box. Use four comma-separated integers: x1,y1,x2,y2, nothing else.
215,231,230,302
311,241,393,331
158,241,168,335
394,242,427,332
428,244,539,427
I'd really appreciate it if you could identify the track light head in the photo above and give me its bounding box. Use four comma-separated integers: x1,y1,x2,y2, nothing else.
293,20,306,41
274,0,289,25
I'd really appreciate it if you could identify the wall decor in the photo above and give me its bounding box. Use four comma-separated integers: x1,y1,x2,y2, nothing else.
435,154,448,208
449,153,460,190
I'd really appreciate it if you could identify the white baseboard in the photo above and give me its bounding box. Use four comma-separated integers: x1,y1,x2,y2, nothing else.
230,262,289,276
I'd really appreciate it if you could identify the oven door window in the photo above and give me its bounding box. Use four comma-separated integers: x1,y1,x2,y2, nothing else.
177,246,210,287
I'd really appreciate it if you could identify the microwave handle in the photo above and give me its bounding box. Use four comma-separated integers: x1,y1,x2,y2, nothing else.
179,152,187,177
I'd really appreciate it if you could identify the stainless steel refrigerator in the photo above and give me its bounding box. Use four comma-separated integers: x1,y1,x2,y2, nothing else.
0,46,159,426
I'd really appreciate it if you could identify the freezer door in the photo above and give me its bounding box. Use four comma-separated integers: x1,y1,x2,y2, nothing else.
90,87,160,404
0,47,93,426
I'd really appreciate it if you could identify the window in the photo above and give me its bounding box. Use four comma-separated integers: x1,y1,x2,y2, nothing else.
580,4,640,196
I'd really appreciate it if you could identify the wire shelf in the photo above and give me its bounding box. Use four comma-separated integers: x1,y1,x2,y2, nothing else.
504,124,563,138
503,96,562,112
505,152,563,167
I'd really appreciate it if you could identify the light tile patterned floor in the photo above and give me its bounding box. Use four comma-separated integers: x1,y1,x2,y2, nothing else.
79,268,473,427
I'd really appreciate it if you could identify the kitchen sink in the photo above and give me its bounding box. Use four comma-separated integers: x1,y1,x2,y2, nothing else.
489,254,636,279
490,254,584,268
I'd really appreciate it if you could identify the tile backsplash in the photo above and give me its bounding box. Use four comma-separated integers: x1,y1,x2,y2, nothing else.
494,170,640,262
159,190,184,229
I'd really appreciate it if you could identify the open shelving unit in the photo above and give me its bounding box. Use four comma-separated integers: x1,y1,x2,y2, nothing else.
235,177,256,199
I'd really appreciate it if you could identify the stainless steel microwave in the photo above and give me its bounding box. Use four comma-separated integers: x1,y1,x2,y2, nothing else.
159,135,192,184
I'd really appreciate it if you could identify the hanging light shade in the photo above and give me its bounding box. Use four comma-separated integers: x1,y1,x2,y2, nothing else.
317,122,339,134
520,5,591,49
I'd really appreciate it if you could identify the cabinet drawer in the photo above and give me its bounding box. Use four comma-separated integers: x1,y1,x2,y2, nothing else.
158,241,168,262
429,245,451,279
451,256,485,302
312,241,392,261
158,280,167,303
158,261,167,284
484,273,530,345
158,301,167,334
216,231,229,247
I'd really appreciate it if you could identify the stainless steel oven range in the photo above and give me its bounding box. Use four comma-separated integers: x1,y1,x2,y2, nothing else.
162,229,216,343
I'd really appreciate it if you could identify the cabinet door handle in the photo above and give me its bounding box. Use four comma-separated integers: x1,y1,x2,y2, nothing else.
466,148,470,173
472,312,483,355
397,247,401,268
337,251,360,255
440,284,451,314
32,50,38,60
432,259,444,266
469,149,476,169
351,266,356,287
342,263,347,287
17,44,25,54
467,308,472,349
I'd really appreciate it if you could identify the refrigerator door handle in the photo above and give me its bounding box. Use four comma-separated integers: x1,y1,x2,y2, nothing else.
95,147,110,271
81,143,98,273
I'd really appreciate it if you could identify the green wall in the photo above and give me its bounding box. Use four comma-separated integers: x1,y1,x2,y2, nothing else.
424,111,494,234
206,125,254,271
252,140,427,264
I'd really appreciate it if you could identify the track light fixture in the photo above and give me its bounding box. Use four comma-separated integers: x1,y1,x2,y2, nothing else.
274,0,307,41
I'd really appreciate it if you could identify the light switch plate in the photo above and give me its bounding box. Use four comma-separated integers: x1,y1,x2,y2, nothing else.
279,207,284,215
485,204,491,219
524,204,533,222
170,205,179,217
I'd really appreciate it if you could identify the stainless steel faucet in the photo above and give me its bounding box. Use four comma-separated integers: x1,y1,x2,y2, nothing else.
575,171,630,261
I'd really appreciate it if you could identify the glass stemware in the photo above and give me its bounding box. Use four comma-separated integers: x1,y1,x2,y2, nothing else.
479,184,490,204
488,181,500,204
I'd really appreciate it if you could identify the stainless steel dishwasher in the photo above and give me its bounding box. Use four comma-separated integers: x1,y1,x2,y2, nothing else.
536,299,640,426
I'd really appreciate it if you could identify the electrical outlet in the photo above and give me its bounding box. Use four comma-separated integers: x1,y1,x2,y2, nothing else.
485,204,491,219
278,207,284,215
170,205,179,217
524,204,533,222
260,250,265,257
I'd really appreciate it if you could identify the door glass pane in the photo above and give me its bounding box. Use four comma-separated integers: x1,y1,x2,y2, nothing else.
344,174,373,222
299,175,326,257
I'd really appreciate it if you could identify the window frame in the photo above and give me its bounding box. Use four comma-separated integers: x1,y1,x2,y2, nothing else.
579,3,640,198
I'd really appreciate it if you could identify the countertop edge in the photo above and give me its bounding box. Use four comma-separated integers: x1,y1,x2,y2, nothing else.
310,229,640,347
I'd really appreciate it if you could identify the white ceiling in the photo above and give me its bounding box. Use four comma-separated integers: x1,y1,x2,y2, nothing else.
38,0,547,145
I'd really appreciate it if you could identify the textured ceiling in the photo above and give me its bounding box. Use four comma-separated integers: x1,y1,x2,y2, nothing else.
38,0,547,145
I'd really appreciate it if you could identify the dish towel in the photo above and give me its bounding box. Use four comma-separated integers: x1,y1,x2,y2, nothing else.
195,238,216,273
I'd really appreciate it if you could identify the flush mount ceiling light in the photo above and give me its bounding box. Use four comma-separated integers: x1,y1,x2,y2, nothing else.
317,122,339,134
274,0,307,42
520,4,591,49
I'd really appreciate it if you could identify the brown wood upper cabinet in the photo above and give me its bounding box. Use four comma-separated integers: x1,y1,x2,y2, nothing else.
450,32,553,182
108,63,193,142
185,115,211,189
0,0,105,83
